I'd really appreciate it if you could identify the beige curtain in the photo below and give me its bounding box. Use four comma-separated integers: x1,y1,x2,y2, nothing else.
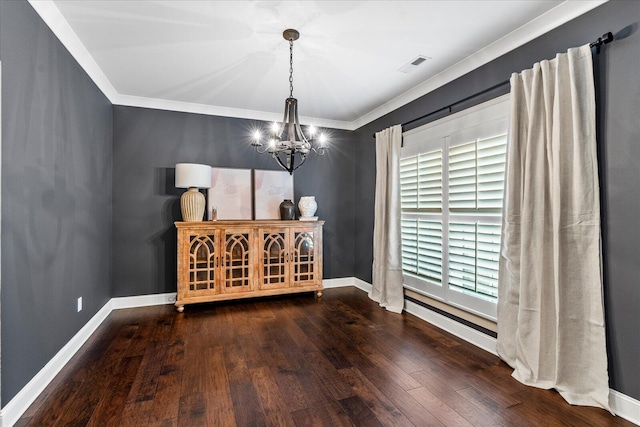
371,125,404,313
497,45,610,410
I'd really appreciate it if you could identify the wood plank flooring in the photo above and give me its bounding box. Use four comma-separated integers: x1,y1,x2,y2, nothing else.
17,287,633,426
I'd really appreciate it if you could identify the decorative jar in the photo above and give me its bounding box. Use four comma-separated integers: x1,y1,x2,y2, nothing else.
279,199,295,220
298,196,317,217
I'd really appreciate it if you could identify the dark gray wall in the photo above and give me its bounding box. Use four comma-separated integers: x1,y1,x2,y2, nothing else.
112,106,355,297
353,0,640,400
0,0,113,405
1,0,637,409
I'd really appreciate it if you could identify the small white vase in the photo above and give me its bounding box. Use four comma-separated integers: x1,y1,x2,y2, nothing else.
298,196,317,217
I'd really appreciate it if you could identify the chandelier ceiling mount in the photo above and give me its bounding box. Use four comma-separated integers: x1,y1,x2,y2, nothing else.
251,29,327,174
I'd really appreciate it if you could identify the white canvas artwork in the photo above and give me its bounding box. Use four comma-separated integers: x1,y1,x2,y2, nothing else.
207,168,253,220
253,170,294,220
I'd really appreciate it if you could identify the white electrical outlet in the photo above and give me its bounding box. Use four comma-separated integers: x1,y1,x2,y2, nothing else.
77,297,83,312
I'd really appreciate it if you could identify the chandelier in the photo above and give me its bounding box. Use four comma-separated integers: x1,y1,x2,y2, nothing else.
252,29,327,174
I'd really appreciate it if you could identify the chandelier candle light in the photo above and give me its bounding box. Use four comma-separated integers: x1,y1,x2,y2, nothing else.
252,29,327,174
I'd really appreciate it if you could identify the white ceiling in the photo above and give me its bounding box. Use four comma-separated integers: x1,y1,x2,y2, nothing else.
30,0,606,130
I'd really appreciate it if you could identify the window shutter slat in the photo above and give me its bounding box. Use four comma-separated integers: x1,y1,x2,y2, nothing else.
447,222,501,301
417,151,442,210
449,141,477,209
448,222,477,294
448,134,507,212
476,134,506,211
400,156,418,209
416,220,442,284
401,219,418,273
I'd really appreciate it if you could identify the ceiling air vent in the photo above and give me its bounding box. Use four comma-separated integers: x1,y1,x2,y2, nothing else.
398,55,431,73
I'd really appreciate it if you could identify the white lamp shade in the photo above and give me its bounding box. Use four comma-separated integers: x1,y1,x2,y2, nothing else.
175,163,212,189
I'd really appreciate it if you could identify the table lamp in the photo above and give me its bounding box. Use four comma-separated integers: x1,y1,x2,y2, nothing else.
175,163,212,222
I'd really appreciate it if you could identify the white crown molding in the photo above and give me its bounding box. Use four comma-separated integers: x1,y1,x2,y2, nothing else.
2,280,638,426
28,0,608,132
113,95,351,130
27,0,119,103
27,0,354,130
349,0,608,130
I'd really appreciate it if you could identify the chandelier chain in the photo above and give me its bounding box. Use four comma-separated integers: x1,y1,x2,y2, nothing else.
289,39,294,97
251,29,326,175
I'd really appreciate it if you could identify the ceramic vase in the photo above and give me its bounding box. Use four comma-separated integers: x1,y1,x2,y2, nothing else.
180,187,206,222
279,199,295,220
298,196,317,217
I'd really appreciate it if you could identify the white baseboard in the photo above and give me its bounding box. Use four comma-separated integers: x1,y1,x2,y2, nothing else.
348,278,639,426
0,292,177,426
0,301,113,427
610,389,640,426
404,298,498,356
2,279,638,427
323,277,359,288
111,292,177,309
343,277,497,354
352,277,373,293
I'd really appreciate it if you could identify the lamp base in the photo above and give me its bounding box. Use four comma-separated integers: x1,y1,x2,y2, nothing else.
180,187,205,222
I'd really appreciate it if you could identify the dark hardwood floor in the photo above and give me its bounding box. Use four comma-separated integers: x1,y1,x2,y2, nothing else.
18,287,633,426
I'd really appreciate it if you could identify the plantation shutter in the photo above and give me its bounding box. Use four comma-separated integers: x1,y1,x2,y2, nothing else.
476,223,501,299
400,150,443,284
447,222,501,300
445,133,506,300
400,151,442,211
449,142,476,209
448,222,477,293
400,218,443,284
477,135,507,209
448,134,506,211
399,94,509,318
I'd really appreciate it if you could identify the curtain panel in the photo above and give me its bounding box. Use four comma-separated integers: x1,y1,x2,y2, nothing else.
371,124,404,314
497,45,610,410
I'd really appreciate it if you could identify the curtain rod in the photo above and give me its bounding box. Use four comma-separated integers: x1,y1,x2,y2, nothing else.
590,31,614,52
372,32,614,138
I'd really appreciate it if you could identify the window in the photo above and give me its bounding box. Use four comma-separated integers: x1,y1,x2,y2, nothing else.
400,95,509,320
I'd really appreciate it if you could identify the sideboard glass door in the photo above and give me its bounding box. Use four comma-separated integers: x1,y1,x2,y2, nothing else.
222,228,254,293
186,232,218,296
292,230,317,285
259,229,290,289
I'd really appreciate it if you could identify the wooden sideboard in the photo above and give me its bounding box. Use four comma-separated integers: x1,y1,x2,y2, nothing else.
175,220,324,311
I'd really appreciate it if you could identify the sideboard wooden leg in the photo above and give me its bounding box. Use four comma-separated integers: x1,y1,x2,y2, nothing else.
317,290,323,298
176,305,185,313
